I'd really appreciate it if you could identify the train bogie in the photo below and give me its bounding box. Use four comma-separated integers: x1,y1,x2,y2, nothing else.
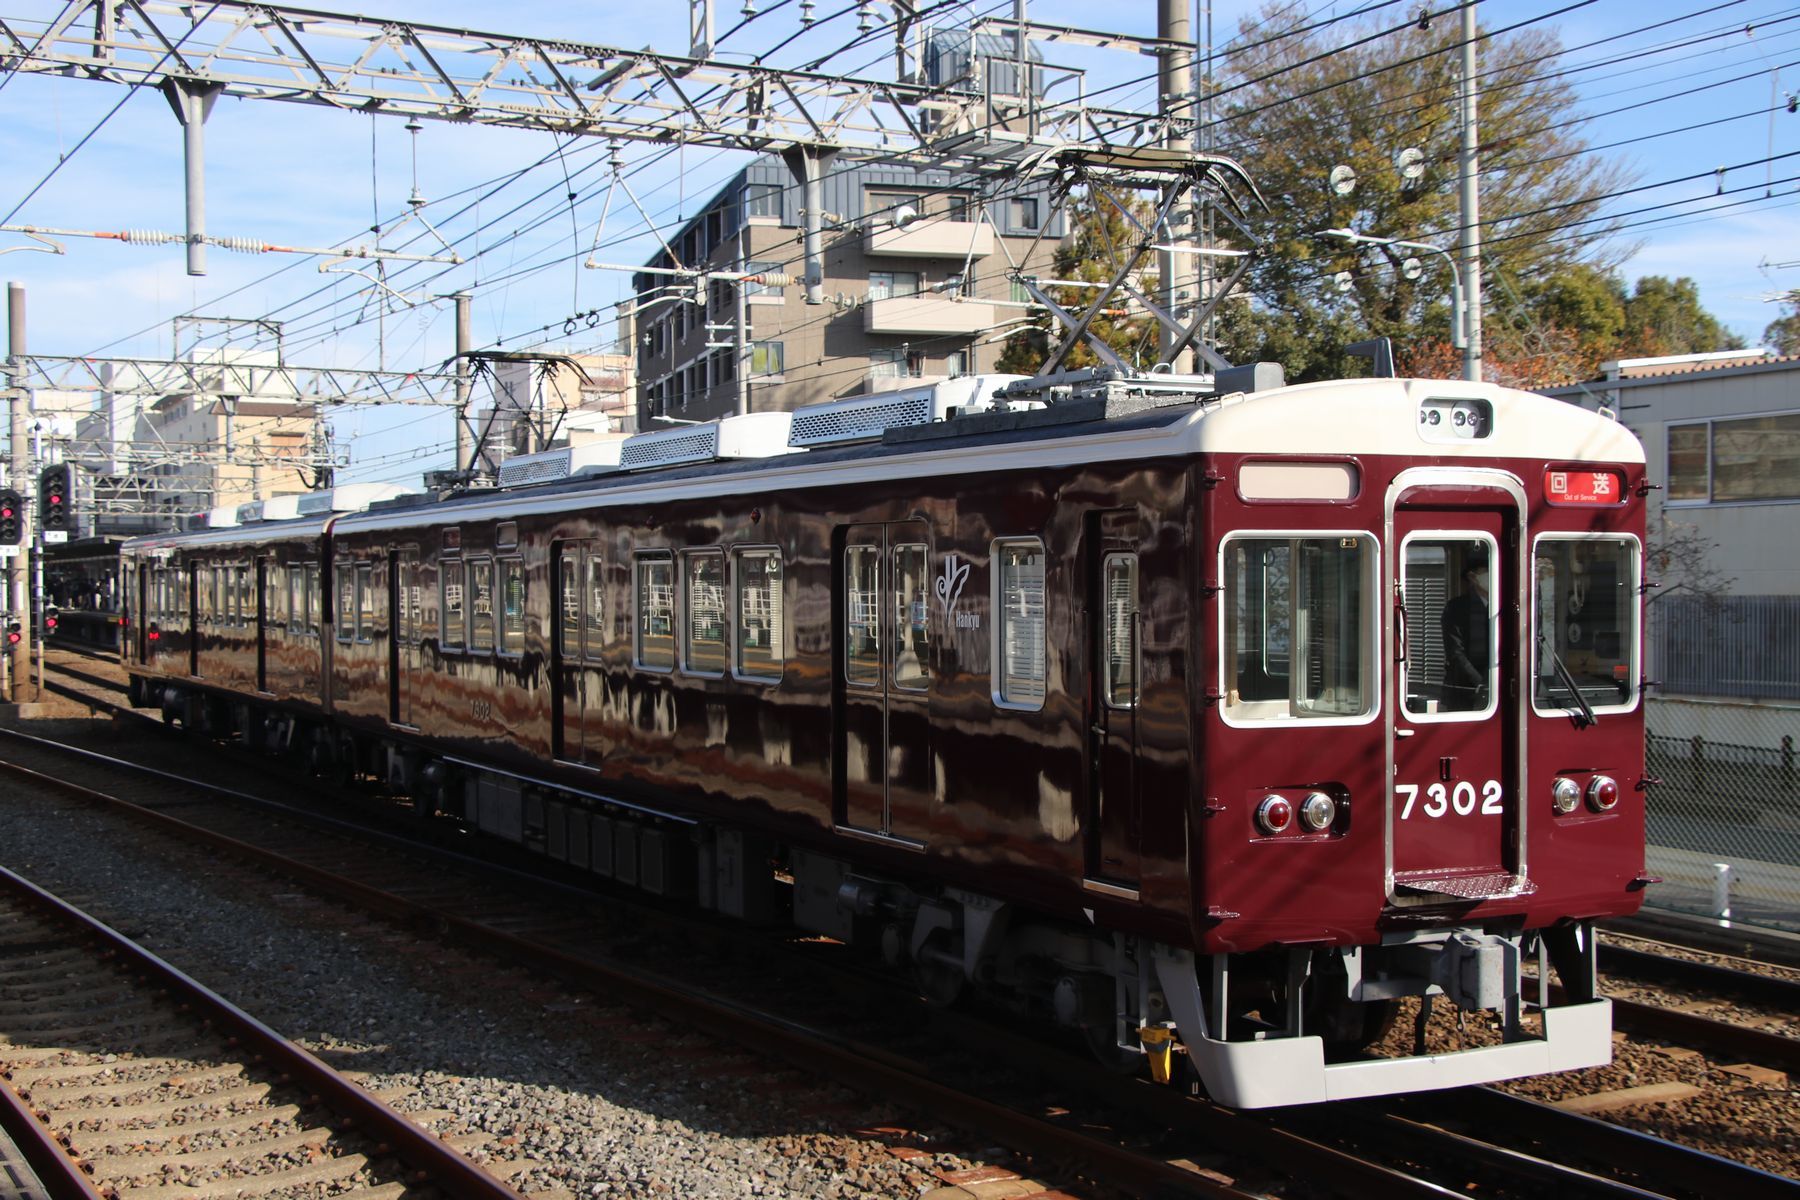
122,372,1649,1107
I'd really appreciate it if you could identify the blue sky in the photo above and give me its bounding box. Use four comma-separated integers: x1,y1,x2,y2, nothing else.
0,0,1793,490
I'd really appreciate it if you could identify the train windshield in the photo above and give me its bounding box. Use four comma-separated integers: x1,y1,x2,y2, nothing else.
1221,534,1375,723
1533,535,1639,714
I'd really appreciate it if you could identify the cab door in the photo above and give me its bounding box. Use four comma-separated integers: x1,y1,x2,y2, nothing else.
1390,484,1526,902
1085,509,1141,889
836,521,933,845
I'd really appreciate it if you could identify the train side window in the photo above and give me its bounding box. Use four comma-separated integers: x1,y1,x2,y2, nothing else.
287,566,305,635
734,548,784,680
239,565,254,629
993,539,1046,709
557,547,582,659
845,544,881,686
469,558,496,653
892,543,930,691
1102,553,1139,708
335,562,354,643
1532,535,1639,716
1221,534,1375,723
635,553,675,671
584,553,606,660
441,559,465,651
683,550,727,675
306,565,322,638
355,562,375,644
498,557,525,657
266,563,285,631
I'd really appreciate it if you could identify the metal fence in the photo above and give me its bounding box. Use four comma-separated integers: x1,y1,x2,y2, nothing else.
1645,705,1800,931
1651,595,1800,700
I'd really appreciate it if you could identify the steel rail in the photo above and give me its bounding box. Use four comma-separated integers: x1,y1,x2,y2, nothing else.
0,865,530,1200
0,1072,108,1200
1431,1087,1800,1200
0,747,1258,1199
1600,941,1800,1010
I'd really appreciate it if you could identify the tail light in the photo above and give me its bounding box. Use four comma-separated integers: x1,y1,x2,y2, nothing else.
1256,795,1294,835
1299,792,1336,832
1587,776,1620,812
1551,777,1581,814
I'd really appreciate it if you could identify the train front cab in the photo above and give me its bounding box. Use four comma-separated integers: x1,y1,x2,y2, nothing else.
1171,381,1647,1107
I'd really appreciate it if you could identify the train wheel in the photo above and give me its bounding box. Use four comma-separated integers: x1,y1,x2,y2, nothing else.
911,932,966,1008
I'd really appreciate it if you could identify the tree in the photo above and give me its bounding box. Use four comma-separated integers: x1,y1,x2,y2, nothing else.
1763,297,1800,355
1211,6,1635,380
1619,277,1746,356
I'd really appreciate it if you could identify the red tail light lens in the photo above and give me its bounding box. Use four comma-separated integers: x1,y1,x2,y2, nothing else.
1256,795,1294,835
1587,776,1620,812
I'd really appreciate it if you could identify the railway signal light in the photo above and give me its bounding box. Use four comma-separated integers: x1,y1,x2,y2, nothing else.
43,606,59,635
5,620,19,647
38,464,73,533
0,487,21,545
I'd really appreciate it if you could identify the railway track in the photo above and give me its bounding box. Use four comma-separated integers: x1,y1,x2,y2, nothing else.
0,866,526,1200
2,727,1794,1199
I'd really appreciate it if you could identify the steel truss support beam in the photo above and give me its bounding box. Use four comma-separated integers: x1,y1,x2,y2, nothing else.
0,0,1187,173
17,353,464,406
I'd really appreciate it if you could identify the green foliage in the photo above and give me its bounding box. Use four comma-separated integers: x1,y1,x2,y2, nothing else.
1765,300,1800,355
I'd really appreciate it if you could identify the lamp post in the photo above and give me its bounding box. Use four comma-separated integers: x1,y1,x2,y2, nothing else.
1318,227,1467,352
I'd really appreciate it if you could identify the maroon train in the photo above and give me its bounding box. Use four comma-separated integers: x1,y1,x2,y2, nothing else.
122,368,1650,1106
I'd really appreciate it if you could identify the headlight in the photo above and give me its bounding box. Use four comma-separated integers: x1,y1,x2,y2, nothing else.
1299,791,1336,832
1551,777,1581,814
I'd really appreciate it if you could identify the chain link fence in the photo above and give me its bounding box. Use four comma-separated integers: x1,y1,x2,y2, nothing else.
1644,699,1800,932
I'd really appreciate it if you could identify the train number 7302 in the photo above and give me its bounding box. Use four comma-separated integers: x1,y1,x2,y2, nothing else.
1396,781,1504,819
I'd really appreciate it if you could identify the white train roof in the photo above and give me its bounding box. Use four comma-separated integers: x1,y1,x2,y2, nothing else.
320,377,1643,536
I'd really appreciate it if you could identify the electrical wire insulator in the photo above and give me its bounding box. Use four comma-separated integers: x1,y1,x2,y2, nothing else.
744,271,794,287
117,229,182,245
211,236,271,253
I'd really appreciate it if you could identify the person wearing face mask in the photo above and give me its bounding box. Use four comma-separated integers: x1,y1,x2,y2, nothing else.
1441,546,1491,711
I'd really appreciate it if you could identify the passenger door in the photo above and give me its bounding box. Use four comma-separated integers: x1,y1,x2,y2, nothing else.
391,548,421,727
837,521,933,845
1391,493,1524,901
1085,510,1142,890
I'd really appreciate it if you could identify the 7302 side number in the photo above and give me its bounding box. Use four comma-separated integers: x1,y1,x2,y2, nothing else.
1397,780,1503,819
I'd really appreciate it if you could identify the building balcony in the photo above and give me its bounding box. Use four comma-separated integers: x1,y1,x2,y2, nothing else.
864,296,995,336
864,218,993,259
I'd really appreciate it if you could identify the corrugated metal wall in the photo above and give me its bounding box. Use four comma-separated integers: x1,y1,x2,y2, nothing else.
1653,595,1800,700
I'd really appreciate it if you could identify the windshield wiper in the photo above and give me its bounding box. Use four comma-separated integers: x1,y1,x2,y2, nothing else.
1549,649,1598,728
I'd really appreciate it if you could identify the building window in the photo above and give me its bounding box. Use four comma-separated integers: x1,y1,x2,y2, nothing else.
1668,412,1800,503
867,190,923,222
636,553,675,670
441,560,465,649
744,181,781,218
735,549,784,680
743,260,785,298
994,539,1046,709
498,558,525,656
683,550,727,675
868,270,921,301
945,193,972,220
869,348,925,379
946,349,972,378
1012,197,1041,230
751,341,785,376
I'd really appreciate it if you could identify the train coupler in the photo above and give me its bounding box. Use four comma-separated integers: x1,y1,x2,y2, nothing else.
1137,1022,1178,1084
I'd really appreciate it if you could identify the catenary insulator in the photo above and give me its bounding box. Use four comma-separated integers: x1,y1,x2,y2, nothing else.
118,229,183,245
211,236,270,253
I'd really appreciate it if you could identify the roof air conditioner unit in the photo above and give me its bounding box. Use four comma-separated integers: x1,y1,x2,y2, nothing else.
788,375,1025,447
618,411,799,471
295,482,413,517
497,442,627,488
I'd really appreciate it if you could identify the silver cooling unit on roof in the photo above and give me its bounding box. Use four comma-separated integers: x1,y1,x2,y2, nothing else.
787,375,1024,447
618,411,797,471
294,483,412,516
497,441,626,488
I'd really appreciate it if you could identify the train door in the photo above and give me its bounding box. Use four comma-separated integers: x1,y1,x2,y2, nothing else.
187,564,200,677
836,521,933,845
1390,488,1524,901
553,541,584,761
1085,510,1141,890
391,548,421,727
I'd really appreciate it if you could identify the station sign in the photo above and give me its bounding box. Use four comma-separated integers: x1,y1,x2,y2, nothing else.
1544,469,1624,505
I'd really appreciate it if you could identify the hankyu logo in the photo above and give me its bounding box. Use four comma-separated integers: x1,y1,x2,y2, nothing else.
936,554,978,629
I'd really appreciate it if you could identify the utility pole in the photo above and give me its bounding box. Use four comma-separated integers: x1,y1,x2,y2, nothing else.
453,293,473,471
735,229,750,416
162,80,224,277
1459,2,1484,382
1158,0,1195,372
7,281,32,701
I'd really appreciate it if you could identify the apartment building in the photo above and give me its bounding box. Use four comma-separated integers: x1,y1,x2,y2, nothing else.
631,154,1065,426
